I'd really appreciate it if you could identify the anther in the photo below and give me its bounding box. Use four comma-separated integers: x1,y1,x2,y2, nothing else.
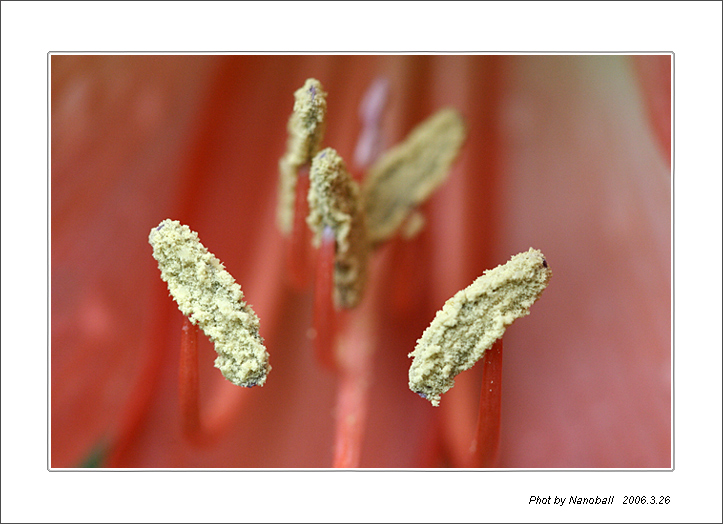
307,147,369,309
408,248,552,406
363,108,467,244
277,78,328,235
149,219,271,387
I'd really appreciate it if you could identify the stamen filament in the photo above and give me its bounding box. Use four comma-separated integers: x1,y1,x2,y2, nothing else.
312,227,337,370
353,77,389,171
332,369,368,468
332,310,374,468
286,167,313,290
330,249,387,468
179,317,201,440
470,338,503,467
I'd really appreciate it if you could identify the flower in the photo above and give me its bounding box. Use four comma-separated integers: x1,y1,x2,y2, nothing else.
51,54,671,468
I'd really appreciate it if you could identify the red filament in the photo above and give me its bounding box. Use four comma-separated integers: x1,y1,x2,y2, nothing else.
286,168,313,290
312,227,337,371
179,317,201,440
471,338,503,467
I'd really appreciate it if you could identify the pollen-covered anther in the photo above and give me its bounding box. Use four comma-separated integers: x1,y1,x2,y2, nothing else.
362,108,467,245
277,78,328,235
149,219,271,387
307,148,369,309
408,248,552,406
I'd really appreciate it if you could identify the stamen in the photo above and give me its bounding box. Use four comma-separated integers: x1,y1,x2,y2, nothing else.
353,77,389,170
408,248,552,406
333,357,369,468
470,338,503,467
277,78,328,235
149,219,271,387
312,226,337,370
331,277,380,468
362,108,467,244
179,316,201,439
285,166,313,290
307,147,369,309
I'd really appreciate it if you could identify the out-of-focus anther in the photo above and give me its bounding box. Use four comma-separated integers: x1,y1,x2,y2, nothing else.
277,78,328,235
307,147,369,309
363,108,466,245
